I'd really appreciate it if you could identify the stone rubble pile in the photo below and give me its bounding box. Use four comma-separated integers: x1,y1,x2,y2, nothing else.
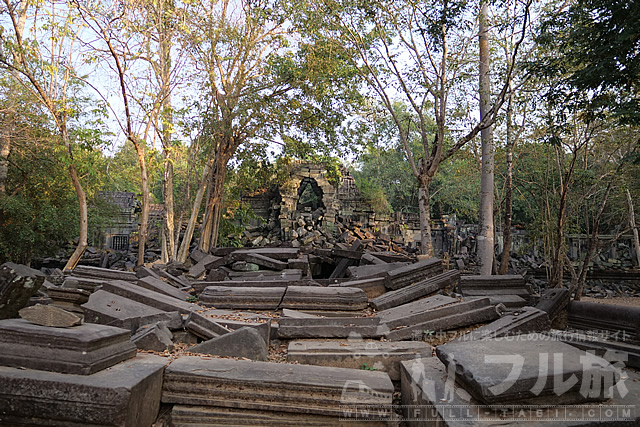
0,246,638,426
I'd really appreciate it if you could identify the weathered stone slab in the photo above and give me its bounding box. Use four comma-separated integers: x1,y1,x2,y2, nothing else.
436,337,621,405
361,253,387,265
152,266,191,288
278,317,383,339
192,278,312,294
19,303,82,327
0,262,45,319
383,298,500,341
288,255,310,277
375,295,457,325
0,318,136,374
71,265,137,282
385,258,444,290
136,276,190,301
485,294,527,309
100,280,197,314
82,290,183,333
288,340,432,380
187,254,225,279
370,251,412,263
170,405,372,427
231,248,300,261
568,301,640,343
329,277,387,299
346,262,410,280
0,354,165,426
47,286,90,314
227,268,304,281
551,330,640,369
281,286,368,311
183,310,231,340
371,270,459,311
63,276,109,292
189,326,268,361
199,286,286,310
243,253,289,271
131,321,174,352
162,356,394,418
457,307,551,341
135,266,165,281
536,287,571,323
460,274,532,305
282,308,320,318
401,357,639,427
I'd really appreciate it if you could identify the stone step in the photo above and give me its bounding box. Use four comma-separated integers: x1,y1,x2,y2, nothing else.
82,290,183,333
162,356,394,418
0,318,136,375
0,354,165,426
287,340,432,380
370,270,459,311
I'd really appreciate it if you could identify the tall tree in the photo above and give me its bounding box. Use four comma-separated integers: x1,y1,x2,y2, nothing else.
292,0,532,255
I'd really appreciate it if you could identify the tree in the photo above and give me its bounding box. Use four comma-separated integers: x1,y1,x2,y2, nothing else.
292,0,532,256
0,0,92,270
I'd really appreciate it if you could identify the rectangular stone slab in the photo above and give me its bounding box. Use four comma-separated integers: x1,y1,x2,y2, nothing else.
278,317,383,339
436,337,621,405
136,276,190,301
0,354,165,427
568,301,640,342
346,262,410,280
230,248,300,261
380,297,488,330
162,356,394,418
375,294,457,324
0,262,45,320
71,265,137,282
281,286,368,311
183,310,231,340
371,270,459,311
199,286,286,310
385,258,443,290
192,278,309,294
287,340,432,380
536,288,571,322
244,253,289,271
99,280,197,314
0,318,136,374
457,306,551,341
329,277,387,299
82,290,183,332
400,357,640,427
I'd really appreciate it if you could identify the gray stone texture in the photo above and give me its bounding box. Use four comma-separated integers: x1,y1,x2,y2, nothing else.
0,354,165,426
99,280,197,314
131,322,174,352
281,286,368,311
371,270,460,311
0,262,45,320
0,318,136,374
135,276,190,301
19,303,82,327
189,326,268,361
278,316,383,339
199,286,286,310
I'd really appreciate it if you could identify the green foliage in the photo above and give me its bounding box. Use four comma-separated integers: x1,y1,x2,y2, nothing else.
355,177,392,214
360,363,377,371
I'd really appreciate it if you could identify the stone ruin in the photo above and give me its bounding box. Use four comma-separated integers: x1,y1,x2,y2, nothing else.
0,241,639,425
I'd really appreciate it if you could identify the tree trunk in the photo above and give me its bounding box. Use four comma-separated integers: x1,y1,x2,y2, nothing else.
0,117,10,196
628,189,640,268
176,159,213,263
134,143,150,266
199,158,227,252
498,80,514,275
418,177,434,256
477,1,495,275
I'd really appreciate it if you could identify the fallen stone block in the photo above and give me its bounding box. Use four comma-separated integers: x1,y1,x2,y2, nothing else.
131,321,174,352
0,262,45,319
46,286,90,314
456,306,551,341
401,357,639,426
568,300,640,343
82,290,182,333
436,336,622,405
537,287,571,325
460,274,532,305
0,318,136,374
383,298,500,341
162,356,394,418
278,317,383,339
183,310,231,340
136,276,191,301
230,248,300,261
192,278,311,294
287,255,310,277
288,340,432,381
550,330,640,369
187,254,225,279
205,317,272,346
199,286,286,310
375,294,457,325
71,265,137,282
0,354,165,426
62,276,109,293
329,277,387,299
370,251,412,263
281,286,368,311
281,308,320,318
152,266,191,288
189,249,209,264
484,294,528,309
189,326,268,361
370,270,460,311
244,253,289,271
100,280,197,314
18,303,82,327
346,262,410,280
385,258,443,290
